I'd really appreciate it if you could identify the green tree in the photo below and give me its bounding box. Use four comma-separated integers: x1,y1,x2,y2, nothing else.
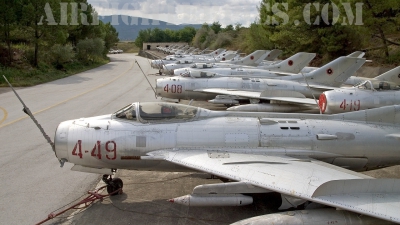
50,44,74,68
178,26,196,43
223,24,234,32
210,21,222,34
0,0,22,66
362,0,400,57
21,0,62,67
102,22,119,54
76,38,104,63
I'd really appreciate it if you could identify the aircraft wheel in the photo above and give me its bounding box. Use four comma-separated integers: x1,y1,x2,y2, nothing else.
107,178,123,196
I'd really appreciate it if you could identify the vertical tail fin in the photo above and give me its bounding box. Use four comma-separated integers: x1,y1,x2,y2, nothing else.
374,66,400,85
206,48,225,57
235,50,268,66
200,48,209,54
347,51,365,58
302,57,366,87
262,52,316,73
264,49,283,61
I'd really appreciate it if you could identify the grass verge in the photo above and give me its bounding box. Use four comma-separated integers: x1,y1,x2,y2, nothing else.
0,59,109,87
115,42,139,53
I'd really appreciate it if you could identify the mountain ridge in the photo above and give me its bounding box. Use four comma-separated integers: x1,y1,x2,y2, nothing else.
99,15,202,41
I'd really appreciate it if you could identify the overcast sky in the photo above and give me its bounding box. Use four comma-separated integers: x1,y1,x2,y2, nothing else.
87,0,260,26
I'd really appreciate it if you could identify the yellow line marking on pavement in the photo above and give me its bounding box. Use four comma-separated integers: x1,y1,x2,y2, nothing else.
0,62,135,129
0,107,8,125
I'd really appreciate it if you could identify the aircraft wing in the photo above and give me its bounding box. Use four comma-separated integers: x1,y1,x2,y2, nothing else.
308,85,339,91
147,149,400,223
195,88,318,105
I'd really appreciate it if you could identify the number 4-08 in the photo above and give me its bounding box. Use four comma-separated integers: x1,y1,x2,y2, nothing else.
72,140,117,160
164,84,182,93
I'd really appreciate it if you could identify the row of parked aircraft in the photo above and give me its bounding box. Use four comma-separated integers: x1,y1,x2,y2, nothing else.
6,46,400,224
156,44,205,55
151,48,400,115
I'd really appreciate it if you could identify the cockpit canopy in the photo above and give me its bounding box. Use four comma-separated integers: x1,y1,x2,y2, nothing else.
186,71,216,78
176,60,193,64
356,80,400,91
113,102,198,123
163,57,176,61
190,63,214,69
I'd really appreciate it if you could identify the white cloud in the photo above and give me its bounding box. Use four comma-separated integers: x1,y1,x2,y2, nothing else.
87,0,260,26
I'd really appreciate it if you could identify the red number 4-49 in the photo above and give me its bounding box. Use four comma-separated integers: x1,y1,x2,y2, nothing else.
72,140,116,160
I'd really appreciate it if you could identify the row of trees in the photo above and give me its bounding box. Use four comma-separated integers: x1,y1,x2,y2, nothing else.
135,27,196,49
190,1,399,64
0,0,119,68
192,22,242,50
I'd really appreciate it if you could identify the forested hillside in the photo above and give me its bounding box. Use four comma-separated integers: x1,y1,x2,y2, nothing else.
134,26,198,49
193,0,400,65
0,0,119,86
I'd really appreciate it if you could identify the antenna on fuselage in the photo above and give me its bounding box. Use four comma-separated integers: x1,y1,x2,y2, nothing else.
135,60,158,98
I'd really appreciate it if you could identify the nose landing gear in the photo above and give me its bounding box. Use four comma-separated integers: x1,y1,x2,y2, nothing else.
102,174,123,196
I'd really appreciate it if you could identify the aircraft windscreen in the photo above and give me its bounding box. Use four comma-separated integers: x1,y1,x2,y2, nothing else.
114,104,136,120
357,80,399,91
138,103,198,122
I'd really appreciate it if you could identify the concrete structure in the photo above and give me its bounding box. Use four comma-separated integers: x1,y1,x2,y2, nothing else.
143,42,187,50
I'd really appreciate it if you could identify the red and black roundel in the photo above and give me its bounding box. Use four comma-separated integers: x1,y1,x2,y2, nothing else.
327,68,333,75
250,56,254,60
288,60,294,66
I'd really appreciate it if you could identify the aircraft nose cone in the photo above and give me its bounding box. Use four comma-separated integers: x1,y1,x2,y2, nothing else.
319,93,327,114
155,79,164,96
161,65,167,74
54,121,71,161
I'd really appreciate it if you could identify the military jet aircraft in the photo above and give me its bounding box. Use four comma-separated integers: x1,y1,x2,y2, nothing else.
161,50,270,75
151,48,228,69
343,66,400,86
156,56,366,112
319,78,400,114
173,52,316,77
6,75,400,225
160,52,238,75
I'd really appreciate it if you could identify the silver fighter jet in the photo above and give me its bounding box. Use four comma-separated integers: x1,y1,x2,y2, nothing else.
20,99,400,225
156,56,366,112
319,79,400,114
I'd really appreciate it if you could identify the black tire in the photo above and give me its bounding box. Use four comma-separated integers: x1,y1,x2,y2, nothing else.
107,178,123,196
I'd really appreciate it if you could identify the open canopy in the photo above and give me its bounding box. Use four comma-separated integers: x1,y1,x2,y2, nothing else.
356,80,400,91
114,102,198,123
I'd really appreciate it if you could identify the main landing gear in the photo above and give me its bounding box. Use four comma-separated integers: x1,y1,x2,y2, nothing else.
102,174,123,196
